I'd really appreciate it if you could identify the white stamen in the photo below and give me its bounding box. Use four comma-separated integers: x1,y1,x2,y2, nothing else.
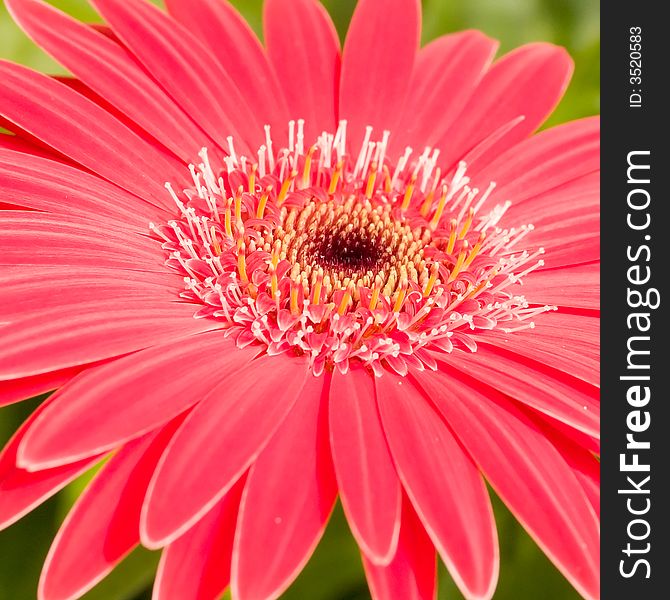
264,124,275,170
226,136,238,166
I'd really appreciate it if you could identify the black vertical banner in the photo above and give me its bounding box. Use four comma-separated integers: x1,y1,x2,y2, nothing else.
601,3,669,598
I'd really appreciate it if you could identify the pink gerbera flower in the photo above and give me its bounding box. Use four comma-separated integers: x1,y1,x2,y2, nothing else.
0,0,599,599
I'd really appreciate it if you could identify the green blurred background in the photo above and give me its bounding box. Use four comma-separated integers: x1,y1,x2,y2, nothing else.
0,1,599,598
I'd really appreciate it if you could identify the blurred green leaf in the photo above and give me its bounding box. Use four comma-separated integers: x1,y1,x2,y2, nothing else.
0,496,57,600
421,0,599,125
463,490,577,600
0,400,52,600
80,547,160,600
280,503,369,600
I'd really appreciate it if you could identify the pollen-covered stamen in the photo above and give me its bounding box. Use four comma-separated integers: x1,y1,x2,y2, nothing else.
152,121,556,376
274,197,428,302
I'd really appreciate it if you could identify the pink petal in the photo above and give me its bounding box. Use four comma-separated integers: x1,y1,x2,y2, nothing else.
264,0,340,141
0,364,88,407
363,496,436,600
415,370,599,600
533,411,600,457
541,424,600,519
492,171,600,270
504,173,600,270
0,396,99,530
434,346,599,439
570,459,600,519
392,31,498,158
52,74,200,156
0,148,168,227
436,43,574,172
0,133,61,159
53,74,151,134
473,117,600,211
88,23,119,42
166,0,289,135
0,301,218,380
90,0,262,154
0,116,70,162
455,115,526,170
141,353,309,547
0,226,164,276
232,373,335,600
520,176,599,270
339,0,420,151
521,205,599,254
6,0,210,162
17,333,252,470
329,366,401,564
0,211,164,271
0,265,172,286
154,478,245,600
508,171,599,227
0,268,181,323
528,235,599,274
477,312,599,385
0,60,184,208
535,222,599,258
539,239,599,271
39,422,179,600
376,374,498,600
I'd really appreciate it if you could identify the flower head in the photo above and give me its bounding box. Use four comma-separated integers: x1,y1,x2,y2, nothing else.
0,0,599,599
157,125,552,379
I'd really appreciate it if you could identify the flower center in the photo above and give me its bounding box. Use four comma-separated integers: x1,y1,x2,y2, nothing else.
271,197,428,303
150,120,555,376
296,199,400,273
